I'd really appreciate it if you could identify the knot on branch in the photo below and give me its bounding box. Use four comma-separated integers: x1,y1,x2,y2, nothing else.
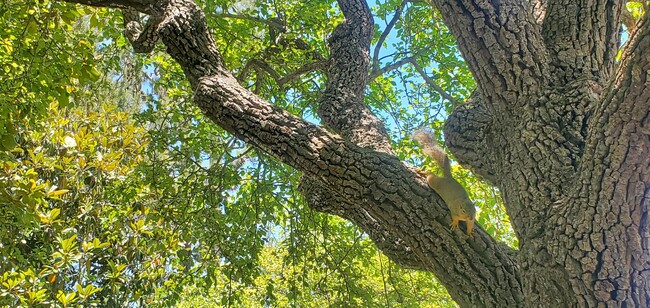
297,177,347,215
122,8,163,53
444,95,499,185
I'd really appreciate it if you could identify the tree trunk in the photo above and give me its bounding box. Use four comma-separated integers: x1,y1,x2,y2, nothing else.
63,0,650,306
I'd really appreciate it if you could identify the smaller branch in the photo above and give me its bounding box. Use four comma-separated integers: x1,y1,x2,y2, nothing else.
253,67,264,94
238,59,325,89
369,56,414,81
277,61,327,87
621,8,637,30
63,0,158,14
368,53,460,111
210,13,287,32
212,13,317,57
250,59,282,81
321,0,392,152
236,60,255,83
216,13,324,87
410,59,460,107
372,0,408,72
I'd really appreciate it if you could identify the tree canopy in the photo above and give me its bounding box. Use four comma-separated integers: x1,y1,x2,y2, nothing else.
1,0,648,306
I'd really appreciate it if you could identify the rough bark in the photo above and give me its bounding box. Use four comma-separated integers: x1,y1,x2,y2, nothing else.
62,0,650,306
436,0,649,306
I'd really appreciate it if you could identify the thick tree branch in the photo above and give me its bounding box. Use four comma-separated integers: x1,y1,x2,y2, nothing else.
538,13,650,306
193,74,523,306
317,0,392,153
62,0,525,305
584,8,650,194
608,10,650,101
430,0,549,111
542,0,624,84
298,179,425,270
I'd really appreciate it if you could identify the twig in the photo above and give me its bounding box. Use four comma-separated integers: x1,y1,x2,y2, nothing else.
410,59,460,107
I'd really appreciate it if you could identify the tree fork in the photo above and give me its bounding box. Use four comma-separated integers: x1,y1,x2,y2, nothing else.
434,0,649,305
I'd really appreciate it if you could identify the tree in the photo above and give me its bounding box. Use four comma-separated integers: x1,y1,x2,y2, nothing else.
13,0,650,306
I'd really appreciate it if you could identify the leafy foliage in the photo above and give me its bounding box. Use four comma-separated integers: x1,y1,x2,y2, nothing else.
0,1,124,140
0,102,162,306
0,0,515,306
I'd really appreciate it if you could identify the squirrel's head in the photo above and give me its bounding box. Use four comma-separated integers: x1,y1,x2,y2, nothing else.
462,200,477,218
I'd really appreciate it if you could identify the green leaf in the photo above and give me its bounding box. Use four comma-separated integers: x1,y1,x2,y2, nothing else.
84,65,101,82
47,189,69,197
57,290,77,305
0,133,17,151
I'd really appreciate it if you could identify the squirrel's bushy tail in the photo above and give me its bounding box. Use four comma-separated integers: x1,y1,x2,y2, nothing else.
412,128,451,177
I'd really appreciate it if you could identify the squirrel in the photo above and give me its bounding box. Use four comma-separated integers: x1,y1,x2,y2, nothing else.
412,129,476,236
